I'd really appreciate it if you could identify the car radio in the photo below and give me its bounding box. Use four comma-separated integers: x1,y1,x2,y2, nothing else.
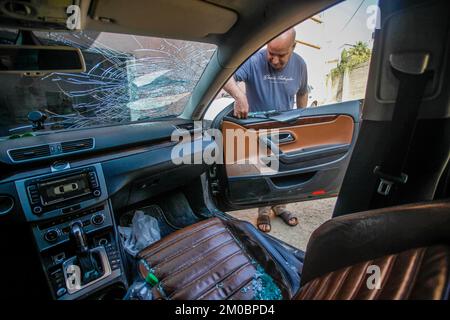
26,167,101,215
16,163,108,222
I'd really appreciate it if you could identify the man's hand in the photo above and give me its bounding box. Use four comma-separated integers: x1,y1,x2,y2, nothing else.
233,93,249,119
223,77,249,119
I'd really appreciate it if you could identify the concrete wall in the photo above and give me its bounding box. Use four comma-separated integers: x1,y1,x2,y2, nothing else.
325,61,370,104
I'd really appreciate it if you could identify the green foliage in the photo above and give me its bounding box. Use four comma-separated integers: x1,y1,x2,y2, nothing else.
331,41,371,78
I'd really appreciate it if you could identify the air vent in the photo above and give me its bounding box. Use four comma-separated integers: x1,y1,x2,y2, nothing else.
8,144,51,162
61,138,94,153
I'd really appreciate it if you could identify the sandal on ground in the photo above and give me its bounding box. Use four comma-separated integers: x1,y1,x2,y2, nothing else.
257,214,271,233
277,210,298,227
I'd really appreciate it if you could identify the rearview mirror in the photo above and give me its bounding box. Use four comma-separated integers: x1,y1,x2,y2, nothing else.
0,45,86,75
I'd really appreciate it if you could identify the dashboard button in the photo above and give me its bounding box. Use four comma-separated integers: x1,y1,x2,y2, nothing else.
91,213,105,226
33,206,43,215
62,204,80,214
61,227,70,234
44,229,60,242
56,287,67,297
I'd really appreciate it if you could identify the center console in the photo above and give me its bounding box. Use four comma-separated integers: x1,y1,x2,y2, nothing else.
15,163,127,300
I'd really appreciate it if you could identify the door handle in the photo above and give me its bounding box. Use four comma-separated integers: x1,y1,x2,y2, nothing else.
260,133,350,165
270,132,295,144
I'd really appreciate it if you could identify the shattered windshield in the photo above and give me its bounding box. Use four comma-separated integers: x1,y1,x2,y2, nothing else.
0,29,216,137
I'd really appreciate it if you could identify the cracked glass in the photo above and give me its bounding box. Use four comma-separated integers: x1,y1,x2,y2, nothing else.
0,29,216,137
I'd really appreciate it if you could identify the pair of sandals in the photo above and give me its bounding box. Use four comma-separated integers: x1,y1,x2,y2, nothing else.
257,208,298,233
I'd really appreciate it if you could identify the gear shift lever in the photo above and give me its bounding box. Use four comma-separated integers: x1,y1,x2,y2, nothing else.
69,222,102,285
70,222,89,253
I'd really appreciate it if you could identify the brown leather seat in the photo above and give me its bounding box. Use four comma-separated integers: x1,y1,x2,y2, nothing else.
136,217,293,300
296,245,450,300
136,200,450,300
296,199,450,300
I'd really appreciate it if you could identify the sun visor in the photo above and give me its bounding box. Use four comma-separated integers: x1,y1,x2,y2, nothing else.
84,0,238,42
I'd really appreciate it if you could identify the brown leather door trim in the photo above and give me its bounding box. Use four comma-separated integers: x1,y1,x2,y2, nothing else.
221,115,355,177
276,115,354,153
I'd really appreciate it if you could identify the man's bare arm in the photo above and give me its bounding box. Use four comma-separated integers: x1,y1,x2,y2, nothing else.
297,92,308,108
223,77,249,119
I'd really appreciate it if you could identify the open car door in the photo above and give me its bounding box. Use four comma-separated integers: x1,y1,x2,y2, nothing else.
210,100,362,210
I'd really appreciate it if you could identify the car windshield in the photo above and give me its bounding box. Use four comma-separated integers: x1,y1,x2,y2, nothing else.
0,29,216,138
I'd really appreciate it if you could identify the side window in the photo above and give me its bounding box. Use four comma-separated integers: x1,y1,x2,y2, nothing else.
210,0,377,122
222,0,379,251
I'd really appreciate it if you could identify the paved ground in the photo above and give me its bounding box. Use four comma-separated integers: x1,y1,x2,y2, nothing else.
228,197,337,251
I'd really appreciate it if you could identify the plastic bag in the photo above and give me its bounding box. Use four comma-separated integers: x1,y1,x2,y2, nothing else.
123,281,153,300
118,210,161,257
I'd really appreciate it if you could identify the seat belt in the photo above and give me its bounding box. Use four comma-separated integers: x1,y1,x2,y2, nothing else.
372,52,432,206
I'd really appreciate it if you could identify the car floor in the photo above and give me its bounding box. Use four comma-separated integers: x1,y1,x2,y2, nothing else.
227,197,336,251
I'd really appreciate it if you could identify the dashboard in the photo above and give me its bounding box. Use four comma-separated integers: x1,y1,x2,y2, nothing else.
0,118,212,299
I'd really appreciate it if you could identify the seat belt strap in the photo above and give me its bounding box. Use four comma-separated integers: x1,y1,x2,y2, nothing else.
373,52,432,200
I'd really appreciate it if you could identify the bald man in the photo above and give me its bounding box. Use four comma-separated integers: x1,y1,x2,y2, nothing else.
224,28,308,118
223,28,308,232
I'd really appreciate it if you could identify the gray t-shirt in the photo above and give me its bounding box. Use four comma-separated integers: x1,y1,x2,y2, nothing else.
234,49,308,112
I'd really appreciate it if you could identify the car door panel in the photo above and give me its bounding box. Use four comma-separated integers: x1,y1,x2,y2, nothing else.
245,114,354,153
216,100,361,209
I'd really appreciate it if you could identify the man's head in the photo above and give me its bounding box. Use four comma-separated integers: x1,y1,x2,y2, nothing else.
266,28,296,70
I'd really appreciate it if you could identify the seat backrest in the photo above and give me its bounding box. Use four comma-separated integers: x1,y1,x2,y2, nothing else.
296,245,450,300
298,199,450,299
